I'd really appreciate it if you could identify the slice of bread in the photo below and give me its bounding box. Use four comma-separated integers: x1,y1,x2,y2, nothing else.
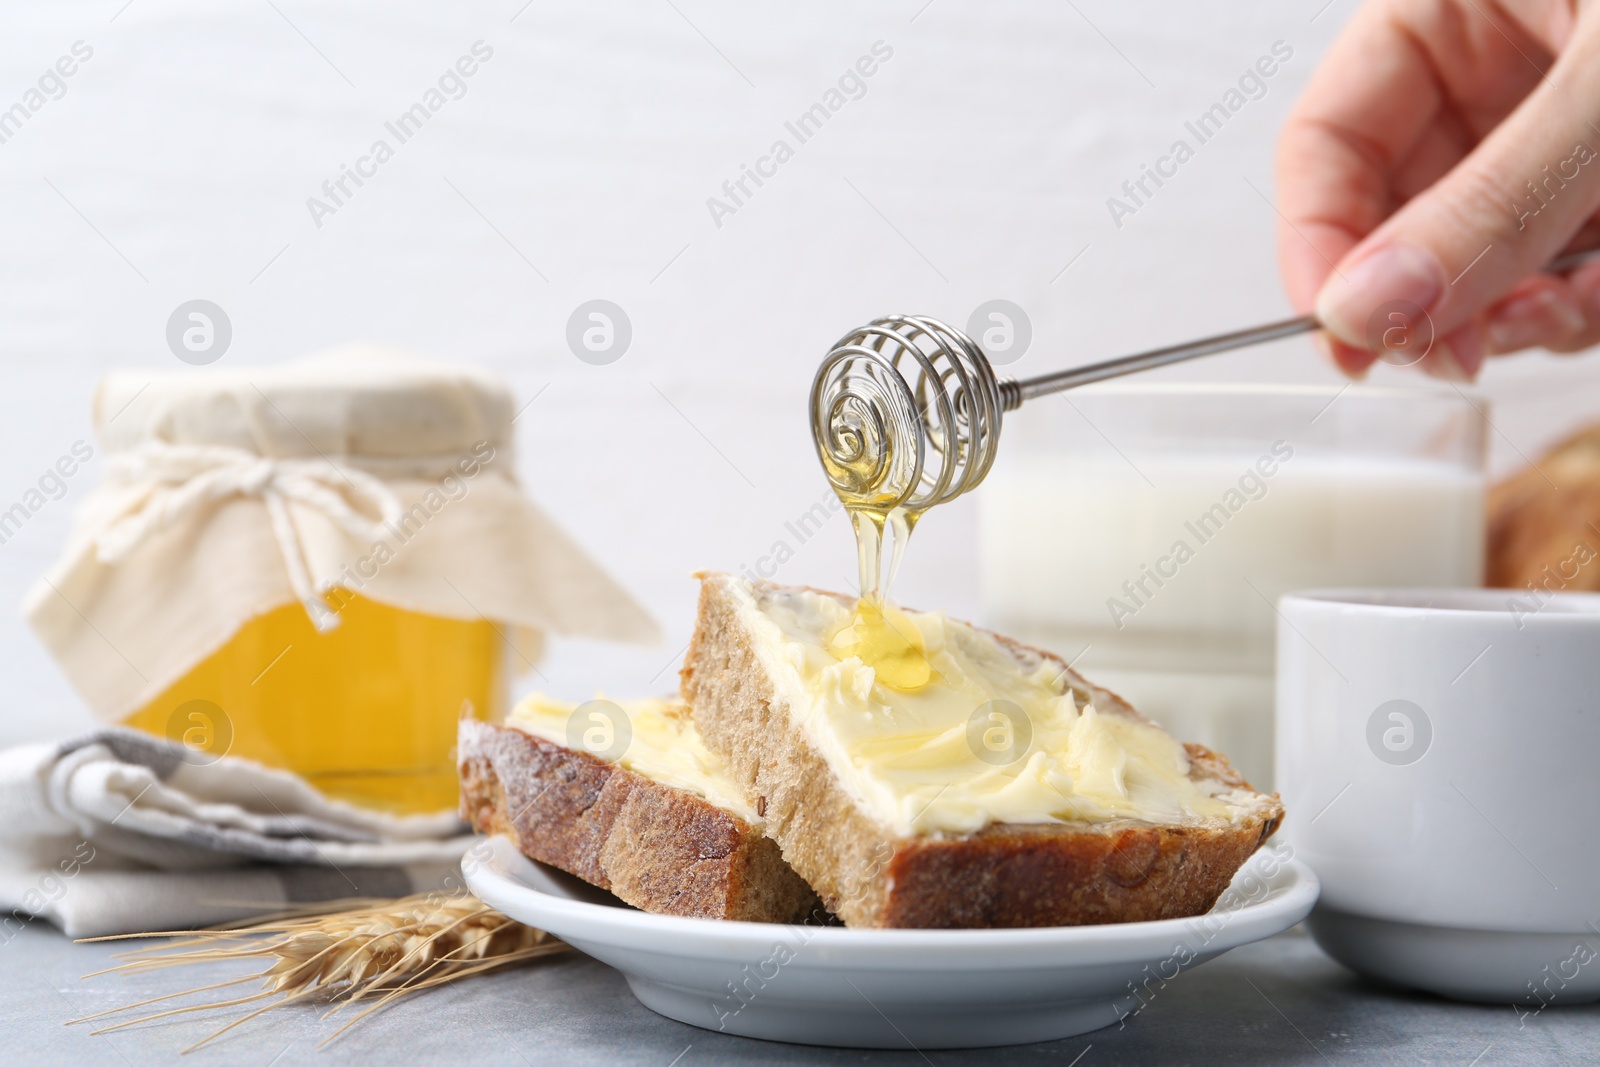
1488,420,1600,590
458,697,820,923
681,573,1285,929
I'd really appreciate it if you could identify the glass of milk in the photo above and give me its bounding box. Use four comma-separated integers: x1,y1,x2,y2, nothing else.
976,384,1487,789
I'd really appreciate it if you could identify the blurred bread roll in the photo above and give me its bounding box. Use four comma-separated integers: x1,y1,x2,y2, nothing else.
1487,423,1600,590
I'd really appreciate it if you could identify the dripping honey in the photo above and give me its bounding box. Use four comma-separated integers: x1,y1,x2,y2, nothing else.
825,493,935,691
828,595,933,690
815,390,936,689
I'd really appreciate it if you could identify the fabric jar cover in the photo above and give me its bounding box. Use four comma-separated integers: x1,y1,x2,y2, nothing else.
24,344,659,724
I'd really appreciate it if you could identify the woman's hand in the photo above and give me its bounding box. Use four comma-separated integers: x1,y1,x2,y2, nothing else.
1277,0,1600,379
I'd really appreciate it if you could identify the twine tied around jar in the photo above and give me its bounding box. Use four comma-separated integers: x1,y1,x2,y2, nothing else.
95,443,405,631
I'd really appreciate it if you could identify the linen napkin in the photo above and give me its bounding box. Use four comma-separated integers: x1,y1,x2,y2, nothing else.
0,729,475,938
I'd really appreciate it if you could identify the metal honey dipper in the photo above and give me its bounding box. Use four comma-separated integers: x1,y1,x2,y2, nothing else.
810,246,1600,607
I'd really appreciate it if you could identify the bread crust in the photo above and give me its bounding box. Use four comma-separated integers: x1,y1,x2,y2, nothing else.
680,573,1285,929
458,717,819,923
1488,421,1600,590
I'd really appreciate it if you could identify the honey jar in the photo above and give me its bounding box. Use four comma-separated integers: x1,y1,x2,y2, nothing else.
26,346,658,813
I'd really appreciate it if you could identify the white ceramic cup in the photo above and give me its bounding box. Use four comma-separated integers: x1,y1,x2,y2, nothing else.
1276,588,1600,1006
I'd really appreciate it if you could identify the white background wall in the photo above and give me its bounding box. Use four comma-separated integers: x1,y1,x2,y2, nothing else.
3,0,1598,744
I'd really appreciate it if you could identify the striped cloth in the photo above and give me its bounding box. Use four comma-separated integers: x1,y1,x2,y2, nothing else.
0,730,475,938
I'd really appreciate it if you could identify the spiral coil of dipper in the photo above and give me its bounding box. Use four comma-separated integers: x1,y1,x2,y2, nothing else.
810,315,1012,514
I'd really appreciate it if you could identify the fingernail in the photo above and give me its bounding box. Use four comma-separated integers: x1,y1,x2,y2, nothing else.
1486,290,1586,352
1316,244,1447,346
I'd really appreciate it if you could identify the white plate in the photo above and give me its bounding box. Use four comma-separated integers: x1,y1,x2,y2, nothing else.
466,836,1318,1049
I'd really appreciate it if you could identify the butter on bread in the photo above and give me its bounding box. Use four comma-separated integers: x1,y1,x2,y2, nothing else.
680,573,1284,929
458,696,819,923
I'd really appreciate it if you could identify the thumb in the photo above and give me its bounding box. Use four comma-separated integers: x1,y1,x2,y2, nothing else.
1316,16,1600,371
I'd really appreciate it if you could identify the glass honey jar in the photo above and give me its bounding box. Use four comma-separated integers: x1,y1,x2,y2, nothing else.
26,347,658,814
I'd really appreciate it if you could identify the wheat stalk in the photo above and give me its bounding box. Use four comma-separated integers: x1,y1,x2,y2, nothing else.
69,893,567,1052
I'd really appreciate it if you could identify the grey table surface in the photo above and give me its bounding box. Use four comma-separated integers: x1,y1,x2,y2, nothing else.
3,921,1595,1066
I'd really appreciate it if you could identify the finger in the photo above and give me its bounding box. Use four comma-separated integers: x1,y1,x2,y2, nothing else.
1315,6,1600,350
1416,323,1485,381
1544,260,1600,352
1315,333,1378,377
1274,4,1444,313
1388,108,1474,203
1482,274,1587,353
1274,0,1554,316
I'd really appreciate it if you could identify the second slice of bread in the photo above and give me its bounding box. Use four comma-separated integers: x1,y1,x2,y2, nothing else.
459,715,820,922
681,573,1285,929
